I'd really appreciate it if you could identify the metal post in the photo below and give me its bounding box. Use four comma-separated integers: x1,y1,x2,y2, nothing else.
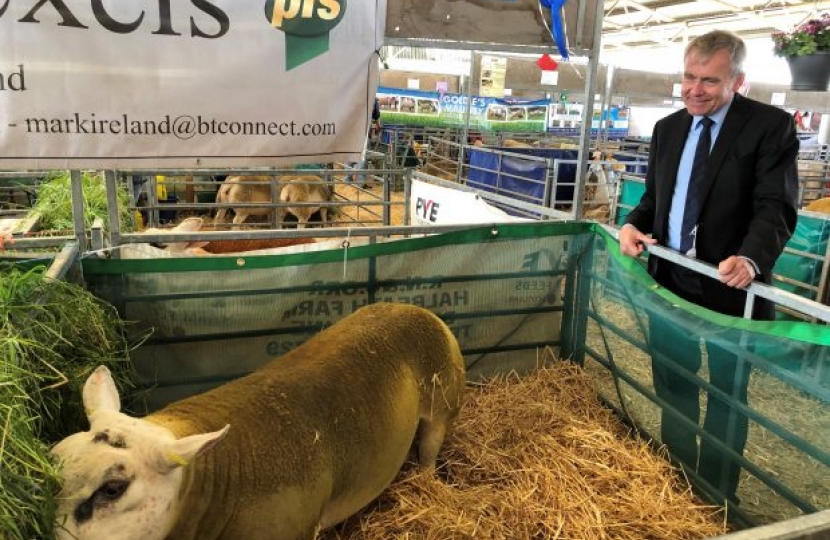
402,168,411,228
105,170,121,249
70,170,87,252
560,232,593,365
457,49,475,183
573,0,607,221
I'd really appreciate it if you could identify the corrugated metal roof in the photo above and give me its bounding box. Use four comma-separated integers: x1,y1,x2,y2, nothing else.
602,0,830,50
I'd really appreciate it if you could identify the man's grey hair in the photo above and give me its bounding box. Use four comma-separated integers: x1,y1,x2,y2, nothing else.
685,30,746,77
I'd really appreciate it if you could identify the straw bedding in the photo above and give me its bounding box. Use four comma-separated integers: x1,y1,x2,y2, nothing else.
322,357,727,540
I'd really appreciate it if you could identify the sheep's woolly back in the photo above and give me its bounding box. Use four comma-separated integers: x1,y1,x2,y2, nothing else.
145,303,465,539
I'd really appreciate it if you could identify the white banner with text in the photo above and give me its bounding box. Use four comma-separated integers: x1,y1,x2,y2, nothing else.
410,179,531,226
0,0,384,169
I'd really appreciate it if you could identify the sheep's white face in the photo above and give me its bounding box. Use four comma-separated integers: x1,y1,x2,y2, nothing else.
52,412,183,540
52,367,228,540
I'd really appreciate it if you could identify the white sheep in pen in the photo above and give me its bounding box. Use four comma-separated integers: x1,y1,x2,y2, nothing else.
213,175,333,228
51,302,466,540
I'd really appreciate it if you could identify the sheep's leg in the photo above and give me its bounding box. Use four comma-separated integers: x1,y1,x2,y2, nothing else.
213,208,228,225
416,418,447,470
232,211,248,225
294,208,314,229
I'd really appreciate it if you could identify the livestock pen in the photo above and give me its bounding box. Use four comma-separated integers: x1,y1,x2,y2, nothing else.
80,181,830,532
2,173,829,539
418,136,648,222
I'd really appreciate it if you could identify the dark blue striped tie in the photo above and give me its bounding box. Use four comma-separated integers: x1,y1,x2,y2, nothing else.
680,116,714,253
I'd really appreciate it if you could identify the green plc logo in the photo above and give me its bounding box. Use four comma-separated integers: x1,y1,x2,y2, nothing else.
264,0,345,70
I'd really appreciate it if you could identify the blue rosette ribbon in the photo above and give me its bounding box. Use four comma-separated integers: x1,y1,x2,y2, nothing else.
539,0,569,60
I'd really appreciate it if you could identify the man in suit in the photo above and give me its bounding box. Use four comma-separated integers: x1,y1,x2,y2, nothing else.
619,30,799,503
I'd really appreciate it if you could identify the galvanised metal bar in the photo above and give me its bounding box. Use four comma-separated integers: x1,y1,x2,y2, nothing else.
415,172,574,220
44,242,79,281
70,170,86,252
105,171,122,249
708,508,830,540
599,223,830,324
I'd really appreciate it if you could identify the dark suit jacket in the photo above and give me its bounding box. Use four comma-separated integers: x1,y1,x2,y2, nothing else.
625,93,799,318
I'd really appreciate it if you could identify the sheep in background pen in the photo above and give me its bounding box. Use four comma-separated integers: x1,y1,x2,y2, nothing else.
804,197,830,214
582,151,623,223
278,176,334,228
501,138,533,148
213,175,333,228
213,175,275,226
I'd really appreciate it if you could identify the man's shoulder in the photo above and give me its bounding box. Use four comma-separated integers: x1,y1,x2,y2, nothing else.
731,94,789,121
655,108,689,128
652,108,690,138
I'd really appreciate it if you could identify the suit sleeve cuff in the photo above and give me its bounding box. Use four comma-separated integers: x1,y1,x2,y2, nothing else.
738,256,759,279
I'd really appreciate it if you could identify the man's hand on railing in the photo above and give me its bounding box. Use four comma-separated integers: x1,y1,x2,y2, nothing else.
619,223,657,257
719,255,756,289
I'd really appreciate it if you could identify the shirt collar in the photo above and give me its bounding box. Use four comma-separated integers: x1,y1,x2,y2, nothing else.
693,98,731,128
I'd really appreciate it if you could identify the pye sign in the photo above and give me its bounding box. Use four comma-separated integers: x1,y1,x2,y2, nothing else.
415,197,440,222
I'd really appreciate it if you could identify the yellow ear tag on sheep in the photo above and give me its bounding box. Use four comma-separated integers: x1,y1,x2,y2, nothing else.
167,452,190,467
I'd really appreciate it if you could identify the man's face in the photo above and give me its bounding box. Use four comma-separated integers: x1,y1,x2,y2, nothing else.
682,48,745,116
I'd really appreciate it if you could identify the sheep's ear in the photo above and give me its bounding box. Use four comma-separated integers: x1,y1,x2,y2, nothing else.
173,217,204,233
82,365,121,418
159,425,230,472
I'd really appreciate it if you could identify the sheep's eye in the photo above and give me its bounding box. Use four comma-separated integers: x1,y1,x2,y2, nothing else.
98,480,129,501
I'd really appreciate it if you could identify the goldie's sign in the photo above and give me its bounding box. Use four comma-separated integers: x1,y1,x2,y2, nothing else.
0,0,381,169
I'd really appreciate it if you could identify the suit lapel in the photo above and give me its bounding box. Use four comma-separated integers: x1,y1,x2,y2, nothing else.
699,94,751,201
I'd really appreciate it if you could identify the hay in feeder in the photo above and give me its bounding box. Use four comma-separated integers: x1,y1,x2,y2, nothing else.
0,266,136,540
29,171,136,234
323,355,727,540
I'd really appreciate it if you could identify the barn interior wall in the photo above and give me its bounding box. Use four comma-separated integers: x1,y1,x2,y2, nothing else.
379,71,461,94
380,55,830,112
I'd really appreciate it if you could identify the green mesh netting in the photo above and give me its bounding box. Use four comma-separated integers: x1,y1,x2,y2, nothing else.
82,221,828,530
616,177,830,313
773,213,830,303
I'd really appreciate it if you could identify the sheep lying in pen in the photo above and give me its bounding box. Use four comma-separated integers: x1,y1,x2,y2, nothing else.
51,303,466,540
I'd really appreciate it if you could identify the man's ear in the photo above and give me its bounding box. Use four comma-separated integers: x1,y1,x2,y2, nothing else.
82,365,121,418
732,72,746,93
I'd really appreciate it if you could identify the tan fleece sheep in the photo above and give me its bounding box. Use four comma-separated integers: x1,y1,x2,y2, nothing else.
52,302,466,540
804,197,830,214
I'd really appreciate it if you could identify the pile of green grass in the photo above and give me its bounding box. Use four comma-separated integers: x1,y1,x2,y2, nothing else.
0,266,135,540
31,171,136,233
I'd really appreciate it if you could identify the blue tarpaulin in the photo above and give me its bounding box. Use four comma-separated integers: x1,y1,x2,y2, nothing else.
467,147,579,205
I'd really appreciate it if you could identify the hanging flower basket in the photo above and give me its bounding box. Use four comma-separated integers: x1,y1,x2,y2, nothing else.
773,14,830,91
786,51,830,91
